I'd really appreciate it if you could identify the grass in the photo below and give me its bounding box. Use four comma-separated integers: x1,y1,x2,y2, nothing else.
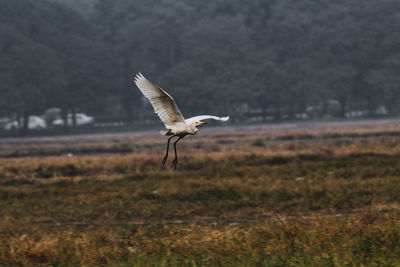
0,121,400,266
2,214,400,266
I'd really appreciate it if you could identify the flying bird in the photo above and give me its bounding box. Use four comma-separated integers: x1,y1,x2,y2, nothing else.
134,73,229,170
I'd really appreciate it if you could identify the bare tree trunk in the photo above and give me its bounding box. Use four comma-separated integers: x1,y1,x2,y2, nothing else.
274,104,281,122
321,99,328,118
121,46,135,123
21,110,29,135
366,96,376,116
72,108,77,128
288,96,295,120
262,106,267,123
62,108,69,131
16,112,21,129
386,90,400,114
338,96,347,118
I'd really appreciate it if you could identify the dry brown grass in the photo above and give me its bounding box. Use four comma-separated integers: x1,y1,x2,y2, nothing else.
1,120,400,266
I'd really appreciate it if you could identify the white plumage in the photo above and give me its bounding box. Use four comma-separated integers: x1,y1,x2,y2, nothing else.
134,73,185,128
134,73,229,136
134,72,229,169
185,115,229,125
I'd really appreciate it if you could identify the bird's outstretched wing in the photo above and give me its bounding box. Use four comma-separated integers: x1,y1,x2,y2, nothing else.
134,73,185,127
185,115,229,124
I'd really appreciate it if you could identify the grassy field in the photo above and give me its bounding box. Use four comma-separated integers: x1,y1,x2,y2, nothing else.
1,120,400,266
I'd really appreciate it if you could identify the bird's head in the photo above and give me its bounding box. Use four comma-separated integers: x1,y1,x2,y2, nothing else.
195,121,208,127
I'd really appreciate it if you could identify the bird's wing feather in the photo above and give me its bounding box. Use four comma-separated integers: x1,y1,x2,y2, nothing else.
134,73,185,127
185,115,229,124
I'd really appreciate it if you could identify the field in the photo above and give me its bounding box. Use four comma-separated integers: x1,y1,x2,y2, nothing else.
1,120,400,266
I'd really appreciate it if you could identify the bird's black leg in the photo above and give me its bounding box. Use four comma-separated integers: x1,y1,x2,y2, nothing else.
171,136,183,170
162,135,176,166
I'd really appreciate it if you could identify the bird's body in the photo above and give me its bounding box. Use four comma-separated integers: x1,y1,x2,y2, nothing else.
134,73,229,169
160,121,197,136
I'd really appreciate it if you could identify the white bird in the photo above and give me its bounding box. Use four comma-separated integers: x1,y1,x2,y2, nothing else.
134,73,229,170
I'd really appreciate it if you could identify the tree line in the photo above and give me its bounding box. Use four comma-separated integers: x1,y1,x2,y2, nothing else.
1,0,400,133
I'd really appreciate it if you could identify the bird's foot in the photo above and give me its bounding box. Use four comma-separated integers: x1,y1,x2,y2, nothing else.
162,156,168,165
171,158,178,170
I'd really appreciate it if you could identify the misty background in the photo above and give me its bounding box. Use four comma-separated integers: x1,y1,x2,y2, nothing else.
1,0,400,135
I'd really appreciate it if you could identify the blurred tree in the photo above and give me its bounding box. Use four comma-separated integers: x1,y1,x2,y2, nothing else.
367,55,400,114
1,0,400,132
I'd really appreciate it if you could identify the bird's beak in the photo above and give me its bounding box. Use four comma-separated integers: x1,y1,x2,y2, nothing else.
198,121,208,125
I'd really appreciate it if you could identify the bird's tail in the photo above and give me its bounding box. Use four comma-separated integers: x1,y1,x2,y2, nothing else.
160,129,173,136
